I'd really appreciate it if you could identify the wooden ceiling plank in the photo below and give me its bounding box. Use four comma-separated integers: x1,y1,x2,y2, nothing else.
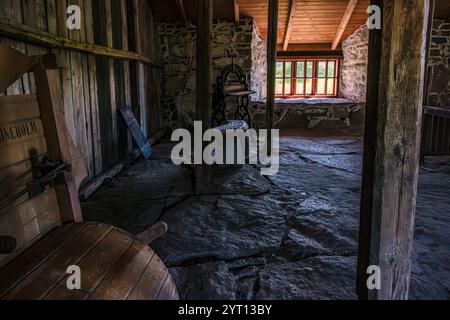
234,0,240,24
331,0,359,50
282,0,297,51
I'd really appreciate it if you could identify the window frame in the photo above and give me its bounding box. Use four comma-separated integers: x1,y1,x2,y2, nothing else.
275,57,341,98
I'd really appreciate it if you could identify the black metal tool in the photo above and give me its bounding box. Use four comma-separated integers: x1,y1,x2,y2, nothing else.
0,158,70,213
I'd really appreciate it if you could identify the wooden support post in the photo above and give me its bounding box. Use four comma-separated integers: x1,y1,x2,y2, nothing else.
234,0,240,24
357,0,430,300
266,0,278,131
33,63,83,223
195,0,213,194
196,0,212,129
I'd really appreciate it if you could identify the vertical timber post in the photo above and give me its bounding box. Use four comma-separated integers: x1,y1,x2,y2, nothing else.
357,0,383,300
266,0,278,130
266,0,278,152
195,0,213,194
357,0,430,300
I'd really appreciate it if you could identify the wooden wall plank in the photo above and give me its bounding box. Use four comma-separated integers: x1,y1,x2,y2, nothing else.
0,1,26,95
106,0,119,161
93,0,114,170
67,0,88,179
83,0,102,176
22,0,45,93
55,0,76,147
46,0,58,35
112,0,129,158
121,0,134,153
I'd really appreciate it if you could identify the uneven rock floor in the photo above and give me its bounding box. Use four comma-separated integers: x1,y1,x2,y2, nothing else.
82,135,450,300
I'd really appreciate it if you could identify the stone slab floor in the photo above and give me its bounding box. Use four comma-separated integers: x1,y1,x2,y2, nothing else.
82,132,450,300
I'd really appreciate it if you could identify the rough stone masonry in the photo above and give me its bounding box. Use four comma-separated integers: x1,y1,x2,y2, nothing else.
427,19,450,106
340,24,369,103
157,18,267,129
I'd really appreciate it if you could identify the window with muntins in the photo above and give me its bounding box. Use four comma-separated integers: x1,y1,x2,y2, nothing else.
275,58,340,98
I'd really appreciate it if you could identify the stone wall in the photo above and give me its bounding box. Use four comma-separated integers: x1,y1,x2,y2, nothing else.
427,19,450,106
251,24,267,102
157,18,267,129
339,24,369,102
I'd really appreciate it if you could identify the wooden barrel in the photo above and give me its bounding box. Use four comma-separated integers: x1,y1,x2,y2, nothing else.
0,222,179,300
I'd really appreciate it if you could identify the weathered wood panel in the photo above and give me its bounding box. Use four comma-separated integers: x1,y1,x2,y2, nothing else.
0,0,160,181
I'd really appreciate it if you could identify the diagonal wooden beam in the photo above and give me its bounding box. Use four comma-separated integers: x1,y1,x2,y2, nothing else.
234,0,240,24
176,0,188,26
283,0,297,51
331,0,359,50
0,18,160,68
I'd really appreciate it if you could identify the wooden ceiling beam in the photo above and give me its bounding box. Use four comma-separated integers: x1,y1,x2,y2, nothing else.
283,0,298,51
234,0,240,24
331,0,359,50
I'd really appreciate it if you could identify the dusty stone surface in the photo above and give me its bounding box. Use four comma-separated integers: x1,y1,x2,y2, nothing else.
256,256,357,300
82,136,450,300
